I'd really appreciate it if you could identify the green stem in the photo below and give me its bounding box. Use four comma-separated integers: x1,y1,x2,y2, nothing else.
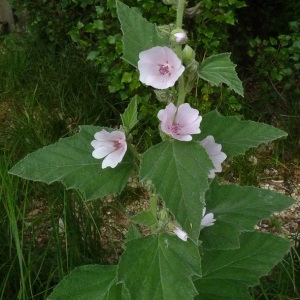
175,0,186,105
176,0,185,29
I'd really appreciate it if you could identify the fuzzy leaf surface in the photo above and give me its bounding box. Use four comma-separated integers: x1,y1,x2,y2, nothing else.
198,231,290,286
130,210,157,227
140,140,213,241
197,110,287,159
198,53,244,96
9,126,134,200
116,0,169,67
194,279,252,300
125,224,142,244
200,180,294,250
48,265,129,300
118,233,201,300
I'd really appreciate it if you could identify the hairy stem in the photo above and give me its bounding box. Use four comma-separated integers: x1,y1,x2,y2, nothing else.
175,0,186,105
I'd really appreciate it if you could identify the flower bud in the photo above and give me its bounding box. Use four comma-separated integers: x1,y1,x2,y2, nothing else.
170,28,187,44
158,208,169,222
184,60,199,93
154,89,175,103
182,45,195,65
156,24,175,39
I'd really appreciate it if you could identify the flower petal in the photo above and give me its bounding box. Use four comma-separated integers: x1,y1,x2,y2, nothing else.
92,143,115,159
175,103,200,127
201,210,216,228
102,144,127,168
158,102,177,135
91,129,127,168
173,227,188,241
200,135,227,178
138,46,184,89
158,103,202,141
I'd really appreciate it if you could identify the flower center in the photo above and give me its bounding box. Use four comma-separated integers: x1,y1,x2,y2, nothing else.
113,139,124,150
159,64,170,75
171,123,181,134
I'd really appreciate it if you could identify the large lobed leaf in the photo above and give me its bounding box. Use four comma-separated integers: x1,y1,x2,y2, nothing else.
118,233,201,300
200,180,295,250
198,53,244,96
195,231,290,299
116,0,169,67
197,110,287,159
194,279,252,300
9,126,134,200
140,140,213,241
48,265,129,300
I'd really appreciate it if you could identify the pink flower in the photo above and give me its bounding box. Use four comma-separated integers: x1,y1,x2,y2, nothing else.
173,227,188,241
158,103,201,141
91,130,127,169
138,46,185,89
200,135,227,178
201,207,216,228
174,32,187,43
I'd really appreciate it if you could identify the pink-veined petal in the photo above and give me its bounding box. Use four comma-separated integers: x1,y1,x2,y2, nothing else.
102,144,127,168
92,143,116,159
138,46,184,89
158,103,177,135
171,133,192,141
91,129,127,168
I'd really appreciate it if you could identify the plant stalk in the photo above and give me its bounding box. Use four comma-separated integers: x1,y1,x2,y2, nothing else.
175,0,187,105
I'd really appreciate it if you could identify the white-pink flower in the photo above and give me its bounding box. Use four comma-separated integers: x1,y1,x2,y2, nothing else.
173,227,188,241
158,103,201,141
174,32,187,43
201,207,216,228
200,135,227,178
138,46,185,89
91,130,127,169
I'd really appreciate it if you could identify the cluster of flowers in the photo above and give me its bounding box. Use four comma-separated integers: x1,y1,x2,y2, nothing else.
91,46,226,241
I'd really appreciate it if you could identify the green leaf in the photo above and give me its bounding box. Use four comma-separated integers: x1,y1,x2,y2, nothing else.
140,140,213,241
197,110,287,158
118,233,201,300
199,231,290,285
200,180,295,250
9,126,134,200
125,224,141,244
130,210,157,227
198,53,244,96
121,95,138,131
194,232,290,299
48,265,129,300
116,0,169,67
194,279,252,300
201,221,240,250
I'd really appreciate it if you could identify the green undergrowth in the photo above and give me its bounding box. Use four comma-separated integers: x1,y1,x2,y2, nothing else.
0,35,126,158
250,247,300,299
0,35,127,299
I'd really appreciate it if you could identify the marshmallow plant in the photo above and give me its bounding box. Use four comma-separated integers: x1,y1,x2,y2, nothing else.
9,1,295,299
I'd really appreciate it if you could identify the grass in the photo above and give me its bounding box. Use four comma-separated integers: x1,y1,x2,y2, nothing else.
250,247,300,299
1,33,300,299
0,34,126,299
